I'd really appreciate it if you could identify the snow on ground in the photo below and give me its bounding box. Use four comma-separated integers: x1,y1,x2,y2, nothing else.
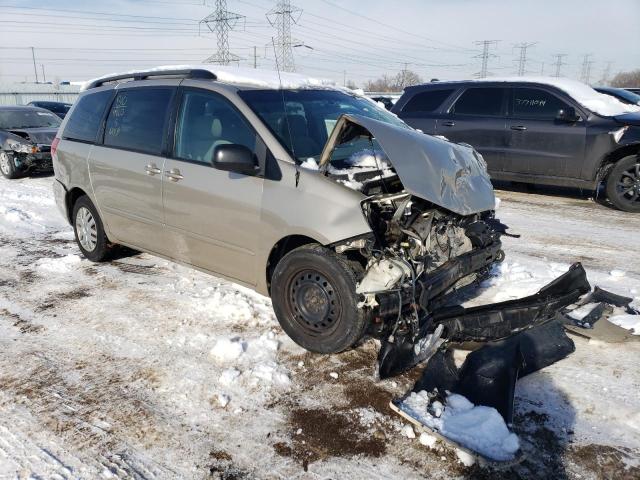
0,175,639,479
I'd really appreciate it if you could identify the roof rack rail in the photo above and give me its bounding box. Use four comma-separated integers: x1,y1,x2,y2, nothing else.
85,68,216,90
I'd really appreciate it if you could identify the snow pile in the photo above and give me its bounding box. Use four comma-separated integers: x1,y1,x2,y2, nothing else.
36,254,81,273
344,149,391,169
465,77,640,116
608,314,640,335
299,158,319,170
399,391,520,461
82,64,335,91
210,337,245,363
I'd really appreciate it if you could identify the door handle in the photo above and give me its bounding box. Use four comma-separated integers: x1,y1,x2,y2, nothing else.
510,125,527,131
145,163,162,176
165,168,184,182
442,120,455,127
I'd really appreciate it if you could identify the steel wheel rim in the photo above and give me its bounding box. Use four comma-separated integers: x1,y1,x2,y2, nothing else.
615,161,640,206
287,269,341,335
0,152,11,175
75,206,98,252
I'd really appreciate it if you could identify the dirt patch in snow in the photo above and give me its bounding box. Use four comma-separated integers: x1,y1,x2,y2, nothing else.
276,407,386,467
568,444,640,480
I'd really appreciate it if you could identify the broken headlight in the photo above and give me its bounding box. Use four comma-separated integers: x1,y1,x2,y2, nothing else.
9,142,37,154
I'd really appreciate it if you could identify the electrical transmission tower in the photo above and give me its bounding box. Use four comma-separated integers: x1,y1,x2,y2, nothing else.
514,42,536,76
551,53,568,78
267,0,302,72
473,40,499,78
580,54,595,84
599,61,614,85
200,0,245,65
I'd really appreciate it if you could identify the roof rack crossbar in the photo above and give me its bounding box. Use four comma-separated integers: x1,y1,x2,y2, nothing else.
86,68,216,90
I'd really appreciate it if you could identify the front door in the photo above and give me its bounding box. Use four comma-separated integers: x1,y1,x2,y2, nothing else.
437,86,509,174
162,88,264,285
505,87,587,178
89,85,176,254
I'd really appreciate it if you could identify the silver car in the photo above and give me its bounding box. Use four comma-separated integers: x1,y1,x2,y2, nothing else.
52,67,501,354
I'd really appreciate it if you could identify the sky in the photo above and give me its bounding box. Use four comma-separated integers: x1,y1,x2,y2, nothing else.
0,0,638,86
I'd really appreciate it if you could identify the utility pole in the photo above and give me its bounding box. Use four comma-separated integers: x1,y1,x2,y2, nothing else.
200,0,245,65
580,54,594,84
551,53,568,78
41,64,46,83
514,42,536,76
31,47,39,83
473,40,499,78
267,0,302,72
253,46,257,68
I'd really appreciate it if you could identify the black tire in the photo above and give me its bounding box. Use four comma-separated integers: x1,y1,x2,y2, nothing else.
0,151,22,179
271,244,368,354
605,155,640,213
72,195,113,262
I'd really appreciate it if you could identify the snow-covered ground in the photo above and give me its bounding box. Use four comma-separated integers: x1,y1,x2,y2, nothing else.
0,175,639,479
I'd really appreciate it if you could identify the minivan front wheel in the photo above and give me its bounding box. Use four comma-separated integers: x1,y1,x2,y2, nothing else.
72,196,113,262
271,244,368,353
606,155,640,213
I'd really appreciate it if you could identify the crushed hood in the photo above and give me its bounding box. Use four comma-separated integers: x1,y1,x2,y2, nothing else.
319,114,496,216
6,127,57,145
614,111,640,127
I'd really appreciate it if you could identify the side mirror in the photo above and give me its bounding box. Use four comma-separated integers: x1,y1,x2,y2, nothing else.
556,107,580,123
211,144,258,175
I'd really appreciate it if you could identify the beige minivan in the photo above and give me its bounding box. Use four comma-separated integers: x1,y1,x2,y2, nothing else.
52,66,502,354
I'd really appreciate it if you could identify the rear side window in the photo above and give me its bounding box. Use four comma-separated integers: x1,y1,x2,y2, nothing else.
511,87,570,119
451,87,505,116
63,90,112,143
402,89,454,113
104,88,174,155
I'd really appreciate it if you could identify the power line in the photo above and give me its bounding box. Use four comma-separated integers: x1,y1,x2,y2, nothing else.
474,40,499,78
513,42,537,76
267,0,302,72
200,0,245,65
551,53,568,78
599,61,614,85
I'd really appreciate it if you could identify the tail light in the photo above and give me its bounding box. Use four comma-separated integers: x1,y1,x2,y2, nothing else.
51,137,60,158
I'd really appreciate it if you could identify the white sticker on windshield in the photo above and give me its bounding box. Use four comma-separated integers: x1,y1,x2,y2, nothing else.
36,112,54,116
324,119,337,136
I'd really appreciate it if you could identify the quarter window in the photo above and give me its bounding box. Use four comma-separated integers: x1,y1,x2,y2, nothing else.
402,89,454,113
511,88,570,119
451,87,505,116
63,90,112,143
104,88,174,155
174,90,256,164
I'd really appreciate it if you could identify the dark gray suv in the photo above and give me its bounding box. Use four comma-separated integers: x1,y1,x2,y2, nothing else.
392,79,640,212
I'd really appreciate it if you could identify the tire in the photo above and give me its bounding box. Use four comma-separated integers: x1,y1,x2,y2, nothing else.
0,151,22,179
271,244,368,354
605,155,640,213
72,195,113,262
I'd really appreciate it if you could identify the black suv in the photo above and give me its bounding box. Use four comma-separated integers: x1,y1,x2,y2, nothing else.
392,80,640,212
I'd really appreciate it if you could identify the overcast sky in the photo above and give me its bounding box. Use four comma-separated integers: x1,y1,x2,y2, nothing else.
1,0,638,86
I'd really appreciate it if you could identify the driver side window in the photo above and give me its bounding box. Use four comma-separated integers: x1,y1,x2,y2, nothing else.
174,90,256,164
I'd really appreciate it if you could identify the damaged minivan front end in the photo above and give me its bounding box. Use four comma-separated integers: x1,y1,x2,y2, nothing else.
320,115,511,360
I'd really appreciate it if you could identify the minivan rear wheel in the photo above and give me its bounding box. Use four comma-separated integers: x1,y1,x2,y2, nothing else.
72,196,113,262
606,155,640,213
271,244,368,353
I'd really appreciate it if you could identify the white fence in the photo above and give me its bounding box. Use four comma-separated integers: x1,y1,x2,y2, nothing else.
0,83,81,105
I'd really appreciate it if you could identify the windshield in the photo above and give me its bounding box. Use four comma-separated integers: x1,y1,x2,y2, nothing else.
0,109,62,129
238,89,408,162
